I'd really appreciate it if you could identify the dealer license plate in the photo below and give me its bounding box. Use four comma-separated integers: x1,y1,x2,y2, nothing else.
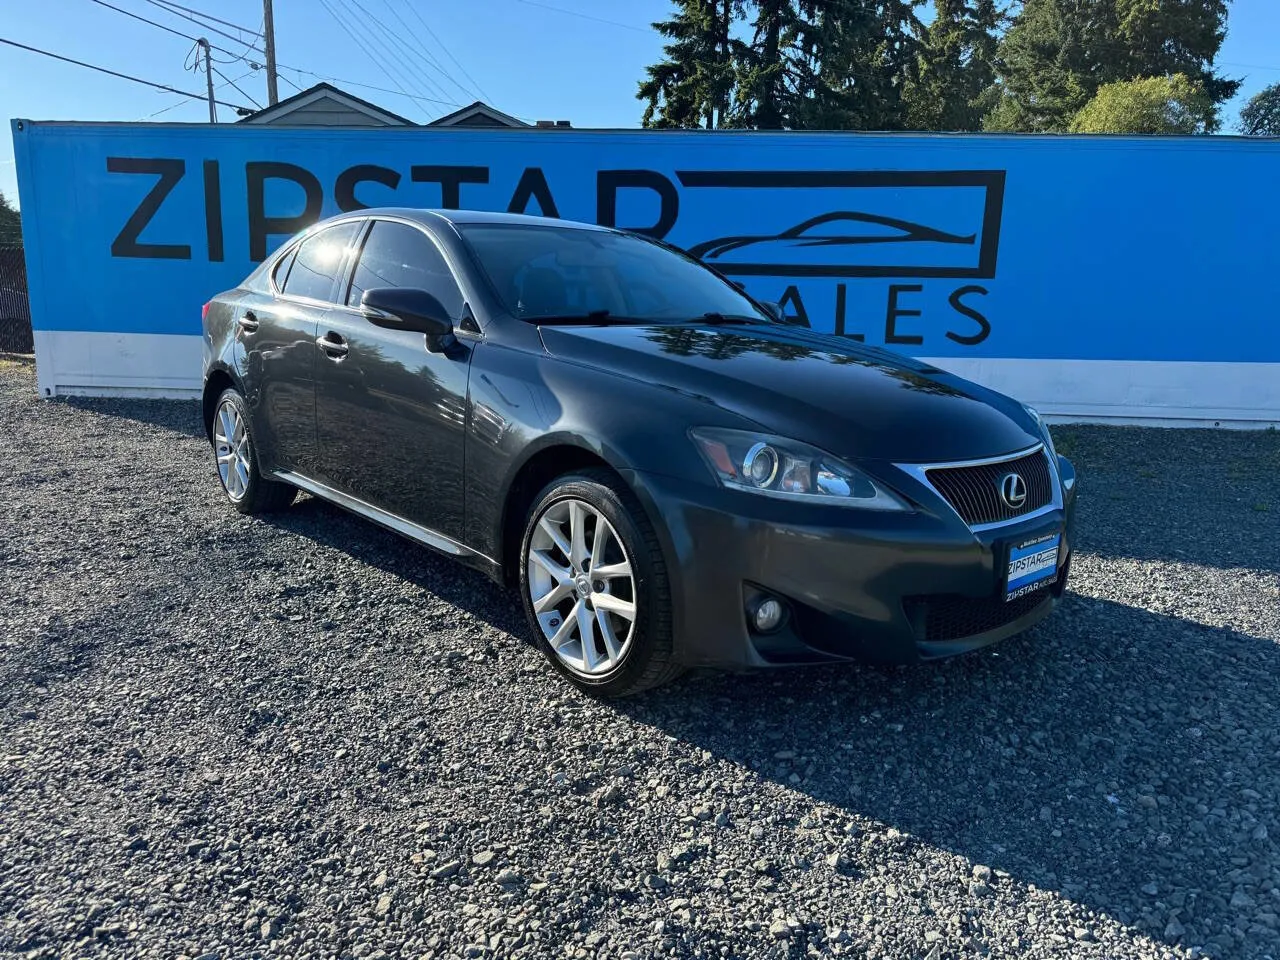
1005,533,1061,602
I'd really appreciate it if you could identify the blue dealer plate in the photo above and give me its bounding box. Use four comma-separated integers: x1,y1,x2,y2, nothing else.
1005,533,1061,602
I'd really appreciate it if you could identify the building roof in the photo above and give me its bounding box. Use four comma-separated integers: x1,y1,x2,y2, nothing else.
427,101,530,128
238,82,415,126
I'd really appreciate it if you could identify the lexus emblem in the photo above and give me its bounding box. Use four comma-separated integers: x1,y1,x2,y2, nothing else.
999,472,1028,509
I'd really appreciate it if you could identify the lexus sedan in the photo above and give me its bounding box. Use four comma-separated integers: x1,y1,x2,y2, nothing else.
201,209,1077,696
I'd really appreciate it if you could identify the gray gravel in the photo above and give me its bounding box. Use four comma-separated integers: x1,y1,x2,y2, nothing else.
1,354,1279,960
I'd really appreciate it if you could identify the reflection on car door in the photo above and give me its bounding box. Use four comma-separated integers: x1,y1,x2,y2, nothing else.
313,218,472,543
240,220,361,475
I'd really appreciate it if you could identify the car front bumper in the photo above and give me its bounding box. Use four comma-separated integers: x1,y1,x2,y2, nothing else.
625,455,1077,669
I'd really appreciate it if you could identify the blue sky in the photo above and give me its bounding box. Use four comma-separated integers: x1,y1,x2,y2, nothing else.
3,0,1279,202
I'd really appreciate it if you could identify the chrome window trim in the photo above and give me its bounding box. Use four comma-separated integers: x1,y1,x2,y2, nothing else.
894,442,1063,532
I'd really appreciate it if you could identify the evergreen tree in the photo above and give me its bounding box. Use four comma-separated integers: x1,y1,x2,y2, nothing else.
732,0,799,129
1239,82,1280,136
905,0,1005,130
638,0,739,129
0,191,21,248
986,0,1238,133
786,0,923,131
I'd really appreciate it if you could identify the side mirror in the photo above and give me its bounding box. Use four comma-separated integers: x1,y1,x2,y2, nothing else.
361,287,454,350
760,301,786,324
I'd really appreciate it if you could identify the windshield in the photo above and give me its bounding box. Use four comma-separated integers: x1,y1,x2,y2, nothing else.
457,223,770,324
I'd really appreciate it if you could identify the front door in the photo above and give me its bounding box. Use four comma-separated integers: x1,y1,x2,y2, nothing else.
314,219,473,543
241,220,363,475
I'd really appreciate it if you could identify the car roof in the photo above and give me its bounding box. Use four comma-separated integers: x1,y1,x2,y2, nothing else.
351,207,612,231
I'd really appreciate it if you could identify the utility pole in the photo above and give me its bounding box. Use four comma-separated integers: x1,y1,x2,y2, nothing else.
263,0,279,105
198,38,216,122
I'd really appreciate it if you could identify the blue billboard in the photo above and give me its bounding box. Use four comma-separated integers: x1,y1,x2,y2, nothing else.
11,120,1280,421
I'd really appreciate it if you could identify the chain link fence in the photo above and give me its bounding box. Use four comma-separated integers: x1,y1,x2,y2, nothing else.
0,248,33,354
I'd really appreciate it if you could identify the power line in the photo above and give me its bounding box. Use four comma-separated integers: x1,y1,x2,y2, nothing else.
142,68,257,118
0,36,249,110
87,0,196,42
379,0,477,102
86,0,262,64
507,0,651,34
401,0,493,103
137,0,264,53
315,0,434,118
336,0,453,103
325,0,438,107
147,0,256,35
277,64,466,108
211,63,262,109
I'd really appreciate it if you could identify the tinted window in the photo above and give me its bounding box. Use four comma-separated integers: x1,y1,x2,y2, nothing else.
347,221,463,319
271,245,298,291
281,221,361,302
458,224,768,323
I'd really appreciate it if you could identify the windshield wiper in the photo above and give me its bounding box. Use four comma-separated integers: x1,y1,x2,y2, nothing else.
529,310,646,326
690,312,769,326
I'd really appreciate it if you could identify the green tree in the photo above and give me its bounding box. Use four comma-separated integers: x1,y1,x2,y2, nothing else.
1069,74,1215,134
1240,82,1280,136
986,0,1237,133
793,0,924,130
905,0,1005,130
0,191,21,247
638,0,739,129
732,0,799,129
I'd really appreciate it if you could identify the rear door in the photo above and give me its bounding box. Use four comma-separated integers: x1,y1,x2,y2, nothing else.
238,219,363,476
313,218,473,542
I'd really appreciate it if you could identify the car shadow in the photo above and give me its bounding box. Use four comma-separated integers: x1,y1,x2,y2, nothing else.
1052,424,1280,574
614,593,1280,956
266,494,532,641
58,396,206,440
264,493,1278,955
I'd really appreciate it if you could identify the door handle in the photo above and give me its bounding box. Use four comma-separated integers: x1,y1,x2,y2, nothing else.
237,311,260,333
316,332,349,359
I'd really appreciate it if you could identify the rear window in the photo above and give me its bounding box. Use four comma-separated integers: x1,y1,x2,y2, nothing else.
280,221,362,302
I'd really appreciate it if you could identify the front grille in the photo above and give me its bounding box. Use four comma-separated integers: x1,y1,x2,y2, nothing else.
926,449,1053,526
906,586,1054,643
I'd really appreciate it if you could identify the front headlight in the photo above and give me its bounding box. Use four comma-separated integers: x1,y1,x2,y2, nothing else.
1023,404,1058,462
690,427,910,511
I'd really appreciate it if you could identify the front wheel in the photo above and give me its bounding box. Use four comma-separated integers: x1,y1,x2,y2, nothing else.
518,469,681,696
210,388,295,515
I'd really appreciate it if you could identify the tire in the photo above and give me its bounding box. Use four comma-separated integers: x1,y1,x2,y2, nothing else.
210,388,295,515
519,468,682,696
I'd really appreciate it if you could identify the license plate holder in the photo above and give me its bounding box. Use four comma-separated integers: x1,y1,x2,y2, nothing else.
1004,532,1061,602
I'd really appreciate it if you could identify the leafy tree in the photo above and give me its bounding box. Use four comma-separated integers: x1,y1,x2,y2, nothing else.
1069,74,1215,134
0,191,21,247
732,0,799,129
638,0,739,129
986,0,1238,133
640,0,923,131
1240,82,1280,136
905,0,1005,130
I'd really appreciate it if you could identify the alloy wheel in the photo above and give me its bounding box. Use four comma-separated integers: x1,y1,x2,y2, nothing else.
213,400,252,502
526,498,637,676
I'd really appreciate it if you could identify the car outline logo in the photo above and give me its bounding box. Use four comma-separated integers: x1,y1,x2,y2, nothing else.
999,472,1028,509
686,210,978,263
673,169,1006,279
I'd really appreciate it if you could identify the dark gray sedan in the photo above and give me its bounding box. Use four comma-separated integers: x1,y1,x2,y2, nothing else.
201,209,1077,696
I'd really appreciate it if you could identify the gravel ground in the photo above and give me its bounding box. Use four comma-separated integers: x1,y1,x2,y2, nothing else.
1,354,1279,960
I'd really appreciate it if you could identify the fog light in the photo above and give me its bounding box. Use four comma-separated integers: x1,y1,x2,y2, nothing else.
752,597,785,633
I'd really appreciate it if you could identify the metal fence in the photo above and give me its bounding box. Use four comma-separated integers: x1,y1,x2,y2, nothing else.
0,247,33,354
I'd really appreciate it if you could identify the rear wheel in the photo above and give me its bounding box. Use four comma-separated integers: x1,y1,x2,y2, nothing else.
519,469,680,696
211,388,295,515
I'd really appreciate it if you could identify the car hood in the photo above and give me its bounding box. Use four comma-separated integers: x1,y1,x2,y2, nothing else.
538,322,1040,463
